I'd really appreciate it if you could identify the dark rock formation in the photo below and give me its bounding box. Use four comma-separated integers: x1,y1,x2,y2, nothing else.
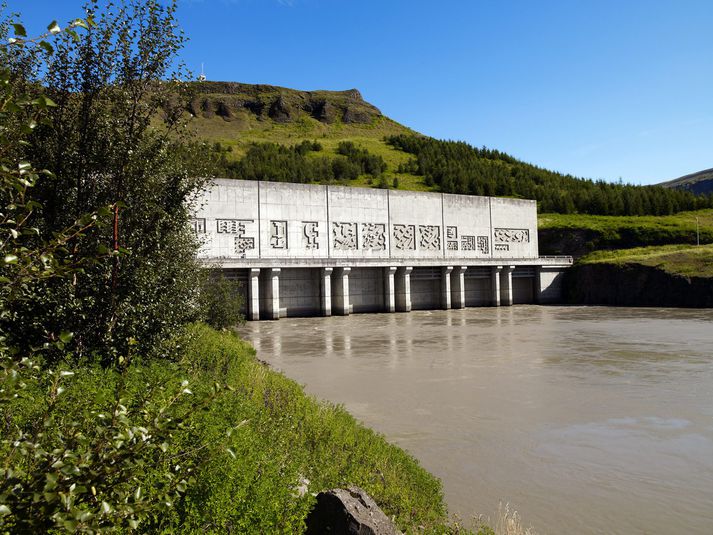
565,263,713,307
305,487,402,535
185,81,382,126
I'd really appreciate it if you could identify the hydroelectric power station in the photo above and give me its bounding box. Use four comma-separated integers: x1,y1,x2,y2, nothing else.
193,179,572,320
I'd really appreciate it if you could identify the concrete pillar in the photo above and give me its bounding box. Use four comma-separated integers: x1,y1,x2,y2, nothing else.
320,267,333,316
384,266,397,313
501,265,514,306
491,266,502,307
451,266,467,309
331,267,351,316
395,266,413,312
248,268,260,321
263,267,281,320
441,266,454,310
534,265,543,304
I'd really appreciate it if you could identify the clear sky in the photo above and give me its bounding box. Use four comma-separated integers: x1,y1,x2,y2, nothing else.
9,0,713,185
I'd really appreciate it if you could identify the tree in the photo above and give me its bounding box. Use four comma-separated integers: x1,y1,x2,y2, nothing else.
12,0,214,364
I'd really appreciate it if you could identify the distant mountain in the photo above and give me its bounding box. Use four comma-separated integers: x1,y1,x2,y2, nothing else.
659,168,713,195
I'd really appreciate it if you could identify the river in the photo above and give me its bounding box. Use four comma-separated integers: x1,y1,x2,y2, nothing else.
238,306,713,534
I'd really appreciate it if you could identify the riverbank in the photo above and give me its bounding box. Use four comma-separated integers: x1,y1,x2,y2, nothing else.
565,244,713,306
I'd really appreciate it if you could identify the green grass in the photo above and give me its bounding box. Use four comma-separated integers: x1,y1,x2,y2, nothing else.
538,209,713,252
578,243,713,278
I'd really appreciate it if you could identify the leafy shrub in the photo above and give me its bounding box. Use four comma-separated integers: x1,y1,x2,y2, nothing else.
198,269,245,329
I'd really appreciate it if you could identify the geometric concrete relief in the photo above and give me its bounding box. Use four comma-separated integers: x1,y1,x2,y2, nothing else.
270,220,288,249
461,235,476,251
494,228,530,243
477,236,489,254
447,241,458,251
446,226,458,239
393,224,416,250
419,225,441,251
494,244,510,252
362,223,386,250
333,222,358,250
302,221,319,249
227,219,255,255
191,217,206,234
217,218,251,234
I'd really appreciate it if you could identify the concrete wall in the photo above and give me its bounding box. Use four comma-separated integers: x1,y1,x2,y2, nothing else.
349,267,385,313
410,267,442,310
538,267,567,304
194,179,539,262
464,267,492,306
279,268,321,317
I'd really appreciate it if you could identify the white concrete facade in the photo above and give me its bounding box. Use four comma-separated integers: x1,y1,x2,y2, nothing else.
193,179,572,320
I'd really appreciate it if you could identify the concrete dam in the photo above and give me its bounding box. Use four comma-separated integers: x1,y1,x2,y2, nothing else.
193,179,572,320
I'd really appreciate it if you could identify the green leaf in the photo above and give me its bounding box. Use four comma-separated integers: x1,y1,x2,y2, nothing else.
12,24,27,37
0,504,10,516
47,21,61,34
3,254,18,265
39,40,54,54
59,332,74,344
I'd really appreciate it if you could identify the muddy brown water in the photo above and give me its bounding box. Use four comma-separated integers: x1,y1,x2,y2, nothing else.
239,306,713,535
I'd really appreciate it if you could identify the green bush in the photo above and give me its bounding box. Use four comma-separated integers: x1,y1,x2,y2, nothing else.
198,270,245,329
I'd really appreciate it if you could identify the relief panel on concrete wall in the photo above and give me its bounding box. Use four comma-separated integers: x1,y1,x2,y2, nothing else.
361,223,386,250
494,244,509,252
302,221,319,249
477,236,489,255
393,224,416,250
418,225,441,251
447,241,458,251
461,235,476,251
270,220,288,249
494,228,530,243
191,218,206,234
333,222,358,250
222,219,255,254
446,226,458,251
217,219,250,234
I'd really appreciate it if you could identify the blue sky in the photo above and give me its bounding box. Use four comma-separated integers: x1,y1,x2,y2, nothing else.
9,0,713,185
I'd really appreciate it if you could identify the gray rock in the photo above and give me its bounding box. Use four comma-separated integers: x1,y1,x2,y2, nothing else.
305,486,402,535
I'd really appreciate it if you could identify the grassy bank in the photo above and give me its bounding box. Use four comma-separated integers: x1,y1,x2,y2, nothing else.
538,210,713,256
3,324,455,533
577,243,713,278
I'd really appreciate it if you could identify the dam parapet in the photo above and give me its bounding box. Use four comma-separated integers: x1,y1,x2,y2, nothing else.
193,179,572,319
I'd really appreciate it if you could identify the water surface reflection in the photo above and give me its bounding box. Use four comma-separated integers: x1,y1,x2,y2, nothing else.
240,306,713,534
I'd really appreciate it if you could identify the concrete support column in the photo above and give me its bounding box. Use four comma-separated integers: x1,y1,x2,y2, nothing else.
501,265,514,307
248,268,261,321
491,266,502,307
384,267,397,313
331,267,351,316
395,266,413,312
451,266,467,309
320,267,333,316
534,265,543,304
263,268,281,320
441,266,454,310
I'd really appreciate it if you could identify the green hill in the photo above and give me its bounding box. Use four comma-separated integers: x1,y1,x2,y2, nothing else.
184,81,713,215
659,167,713,195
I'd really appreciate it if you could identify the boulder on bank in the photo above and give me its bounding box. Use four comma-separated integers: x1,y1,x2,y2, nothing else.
305,486,402,535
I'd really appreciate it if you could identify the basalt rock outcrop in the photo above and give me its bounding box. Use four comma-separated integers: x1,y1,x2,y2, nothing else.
186,81,382,125
305,487,402,535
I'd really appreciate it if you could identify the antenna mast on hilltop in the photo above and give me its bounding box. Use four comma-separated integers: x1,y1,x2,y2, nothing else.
199,63,206,82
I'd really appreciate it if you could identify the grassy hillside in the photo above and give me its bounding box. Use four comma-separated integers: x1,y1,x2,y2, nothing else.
184,81,432,192
538,209,713,256
184,82,713,216
660,167,713,195
578,243,713,278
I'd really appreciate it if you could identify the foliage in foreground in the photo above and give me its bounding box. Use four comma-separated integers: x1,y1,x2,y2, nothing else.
1,324,449,533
